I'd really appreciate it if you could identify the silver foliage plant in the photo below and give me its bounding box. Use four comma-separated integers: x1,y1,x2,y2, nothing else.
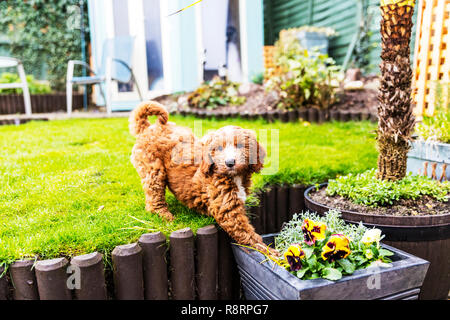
275,210,369,254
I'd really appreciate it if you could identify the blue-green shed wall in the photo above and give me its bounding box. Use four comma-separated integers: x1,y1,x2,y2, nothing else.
264,0,418,71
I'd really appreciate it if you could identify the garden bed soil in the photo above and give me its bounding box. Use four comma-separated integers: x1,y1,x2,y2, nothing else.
156,76,380,116
310,188,449,217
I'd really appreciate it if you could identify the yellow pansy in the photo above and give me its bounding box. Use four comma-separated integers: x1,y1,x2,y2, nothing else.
321,234,351,261
284,244,305,271
302,218,327,245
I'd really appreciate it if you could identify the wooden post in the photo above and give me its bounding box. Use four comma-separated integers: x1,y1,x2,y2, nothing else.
218,229,239,300
196,225,218,300
265,187,277,234
35,258,72,300
139,232,168,300
288,185,306,220
71,252,107,300
170,228,196,300
0,266,9,300
10,260,39,300
112,243,144,300
276,186,289,231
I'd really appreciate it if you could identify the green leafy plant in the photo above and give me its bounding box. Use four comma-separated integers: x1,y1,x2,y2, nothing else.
0,0,89,91
274,210,393,281
415,81,450,144
251,72,264,85
266,34,342,110
187,76,246,109
326,168,449,207
0,72,52,95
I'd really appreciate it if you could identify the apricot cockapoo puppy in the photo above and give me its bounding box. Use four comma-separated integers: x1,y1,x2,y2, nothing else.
129,100,269,251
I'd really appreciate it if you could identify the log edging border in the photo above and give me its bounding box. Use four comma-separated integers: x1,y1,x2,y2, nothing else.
0,184,309,300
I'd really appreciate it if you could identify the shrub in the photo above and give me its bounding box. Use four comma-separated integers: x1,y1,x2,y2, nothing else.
0,72,52,95
326,168,449,207
0,0,89,91
187,76,246,109
415,82,450,144
272,210,394,281
266,33,342,110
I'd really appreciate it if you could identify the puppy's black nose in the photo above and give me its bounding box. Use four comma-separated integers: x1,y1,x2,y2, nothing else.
225,159,235,168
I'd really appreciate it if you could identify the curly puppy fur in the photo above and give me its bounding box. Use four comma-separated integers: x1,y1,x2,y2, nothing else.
129,100,269,250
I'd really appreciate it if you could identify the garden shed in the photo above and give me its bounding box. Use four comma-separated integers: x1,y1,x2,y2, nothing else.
87,0,264,111
263,0,418,70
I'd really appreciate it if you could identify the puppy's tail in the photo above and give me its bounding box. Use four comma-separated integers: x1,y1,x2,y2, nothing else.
129,100,169,136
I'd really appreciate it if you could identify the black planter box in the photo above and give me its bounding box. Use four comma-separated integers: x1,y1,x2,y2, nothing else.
232,234,429,300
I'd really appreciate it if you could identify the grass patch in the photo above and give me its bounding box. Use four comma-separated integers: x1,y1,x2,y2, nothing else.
0,116,377,266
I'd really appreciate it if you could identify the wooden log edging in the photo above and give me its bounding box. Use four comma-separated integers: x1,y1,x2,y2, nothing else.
0,225,242,300
35,258,72,300
196,225,218,300
175,108,378,124
0,93,83,115
0,184,310,300
139,232,168,300
247,184,308,235
71,252,107,300
170,228,196,300
111,243,145,300
10,260,39,300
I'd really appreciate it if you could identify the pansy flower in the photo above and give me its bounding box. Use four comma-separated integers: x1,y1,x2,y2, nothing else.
302,218,327,245
361,228,382,246
284,244,305,271
321,234,351,261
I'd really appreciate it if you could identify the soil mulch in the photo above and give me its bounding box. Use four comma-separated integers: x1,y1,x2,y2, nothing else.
154,76,380,117
310,188,449,216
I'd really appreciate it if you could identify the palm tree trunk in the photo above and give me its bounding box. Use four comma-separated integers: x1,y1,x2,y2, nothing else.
377,0,416,181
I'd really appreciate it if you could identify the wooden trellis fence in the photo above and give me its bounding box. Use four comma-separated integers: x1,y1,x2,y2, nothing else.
413,0,450,116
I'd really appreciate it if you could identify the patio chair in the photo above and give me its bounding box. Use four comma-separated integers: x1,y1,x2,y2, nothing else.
0,56,32,115
66,36,142,115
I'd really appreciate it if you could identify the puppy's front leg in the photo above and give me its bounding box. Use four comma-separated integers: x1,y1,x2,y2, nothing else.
209,194,264,248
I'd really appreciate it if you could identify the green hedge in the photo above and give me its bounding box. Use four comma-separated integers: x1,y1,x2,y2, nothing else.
0,0,89,91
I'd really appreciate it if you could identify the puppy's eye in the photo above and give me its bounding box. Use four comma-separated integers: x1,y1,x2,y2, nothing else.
217,146,223,151
236,143,244,149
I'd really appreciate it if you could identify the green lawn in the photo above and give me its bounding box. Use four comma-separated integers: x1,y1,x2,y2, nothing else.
0,116,377,267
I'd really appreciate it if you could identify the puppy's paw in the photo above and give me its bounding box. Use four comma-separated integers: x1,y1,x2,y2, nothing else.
145,205,175,221
157,209,175,221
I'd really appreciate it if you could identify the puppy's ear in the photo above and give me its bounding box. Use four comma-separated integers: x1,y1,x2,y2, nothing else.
200,133,215,175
